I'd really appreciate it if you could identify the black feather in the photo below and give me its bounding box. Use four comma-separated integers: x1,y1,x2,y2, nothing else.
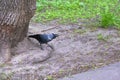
28,33,59,44
28,33,59,50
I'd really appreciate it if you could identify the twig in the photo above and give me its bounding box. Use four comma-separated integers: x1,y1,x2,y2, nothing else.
41,26,58,32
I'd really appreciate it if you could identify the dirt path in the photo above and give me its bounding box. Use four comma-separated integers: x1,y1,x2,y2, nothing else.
0,21,120,80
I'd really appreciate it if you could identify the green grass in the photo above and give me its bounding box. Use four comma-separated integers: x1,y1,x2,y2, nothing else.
46,75,53,80
97,33,111,41
34,0,120,28
97,34,106,41
74,29,86,34
0,73,12,80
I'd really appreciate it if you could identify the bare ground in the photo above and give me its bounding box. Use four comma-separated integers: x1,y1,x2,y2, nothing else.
0,21,120,80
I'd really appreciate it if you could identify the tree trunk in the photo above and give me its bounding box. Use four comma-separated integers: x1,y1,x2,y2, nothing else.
0,0,36,63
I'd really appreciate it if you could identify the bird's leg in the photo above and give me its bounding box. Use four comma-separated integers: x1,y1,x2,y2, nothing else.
47,44,54,50
40,43,44,50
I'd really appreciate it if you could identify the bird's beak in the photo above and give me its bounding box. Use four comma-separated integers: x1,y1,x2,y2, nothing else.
55,34,59,37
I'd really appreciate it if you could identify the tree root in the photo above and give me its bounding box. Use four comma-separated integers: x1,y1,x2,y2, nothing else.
0,43,11,63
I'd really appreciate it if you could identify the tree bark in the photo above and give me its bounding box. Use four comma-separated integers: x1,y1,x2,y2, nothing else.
0,0,36,63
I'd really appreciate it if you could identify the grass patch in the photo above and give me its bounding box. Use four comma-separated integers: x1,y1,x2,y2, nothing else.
46,75,53,80
0,72,13,80
34,0,120,28
97,33,111,41
74,29,86,34
97,34,106,41
99,2,120,29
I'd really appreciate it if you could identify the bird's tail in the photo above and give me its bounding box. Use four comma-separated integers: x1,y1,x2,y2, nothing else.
28,35,38,38
28,35,34,38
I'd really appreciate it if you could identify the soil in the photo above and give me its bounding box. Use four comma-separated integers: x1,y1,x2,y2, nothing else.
0,20,120,80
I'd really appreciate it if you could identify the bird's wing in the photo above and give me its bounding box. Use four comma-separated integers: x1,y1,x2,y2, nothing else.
47,35,52,40
47,34,54,40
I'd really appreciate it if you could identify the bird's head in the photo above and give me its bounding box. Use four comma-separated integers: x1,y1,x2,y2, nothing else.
52,33,59,38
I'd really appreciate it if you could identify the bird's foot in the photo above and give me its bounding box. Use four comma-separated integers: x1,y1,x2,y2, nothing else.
40,44,54,50
40,46,44,50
